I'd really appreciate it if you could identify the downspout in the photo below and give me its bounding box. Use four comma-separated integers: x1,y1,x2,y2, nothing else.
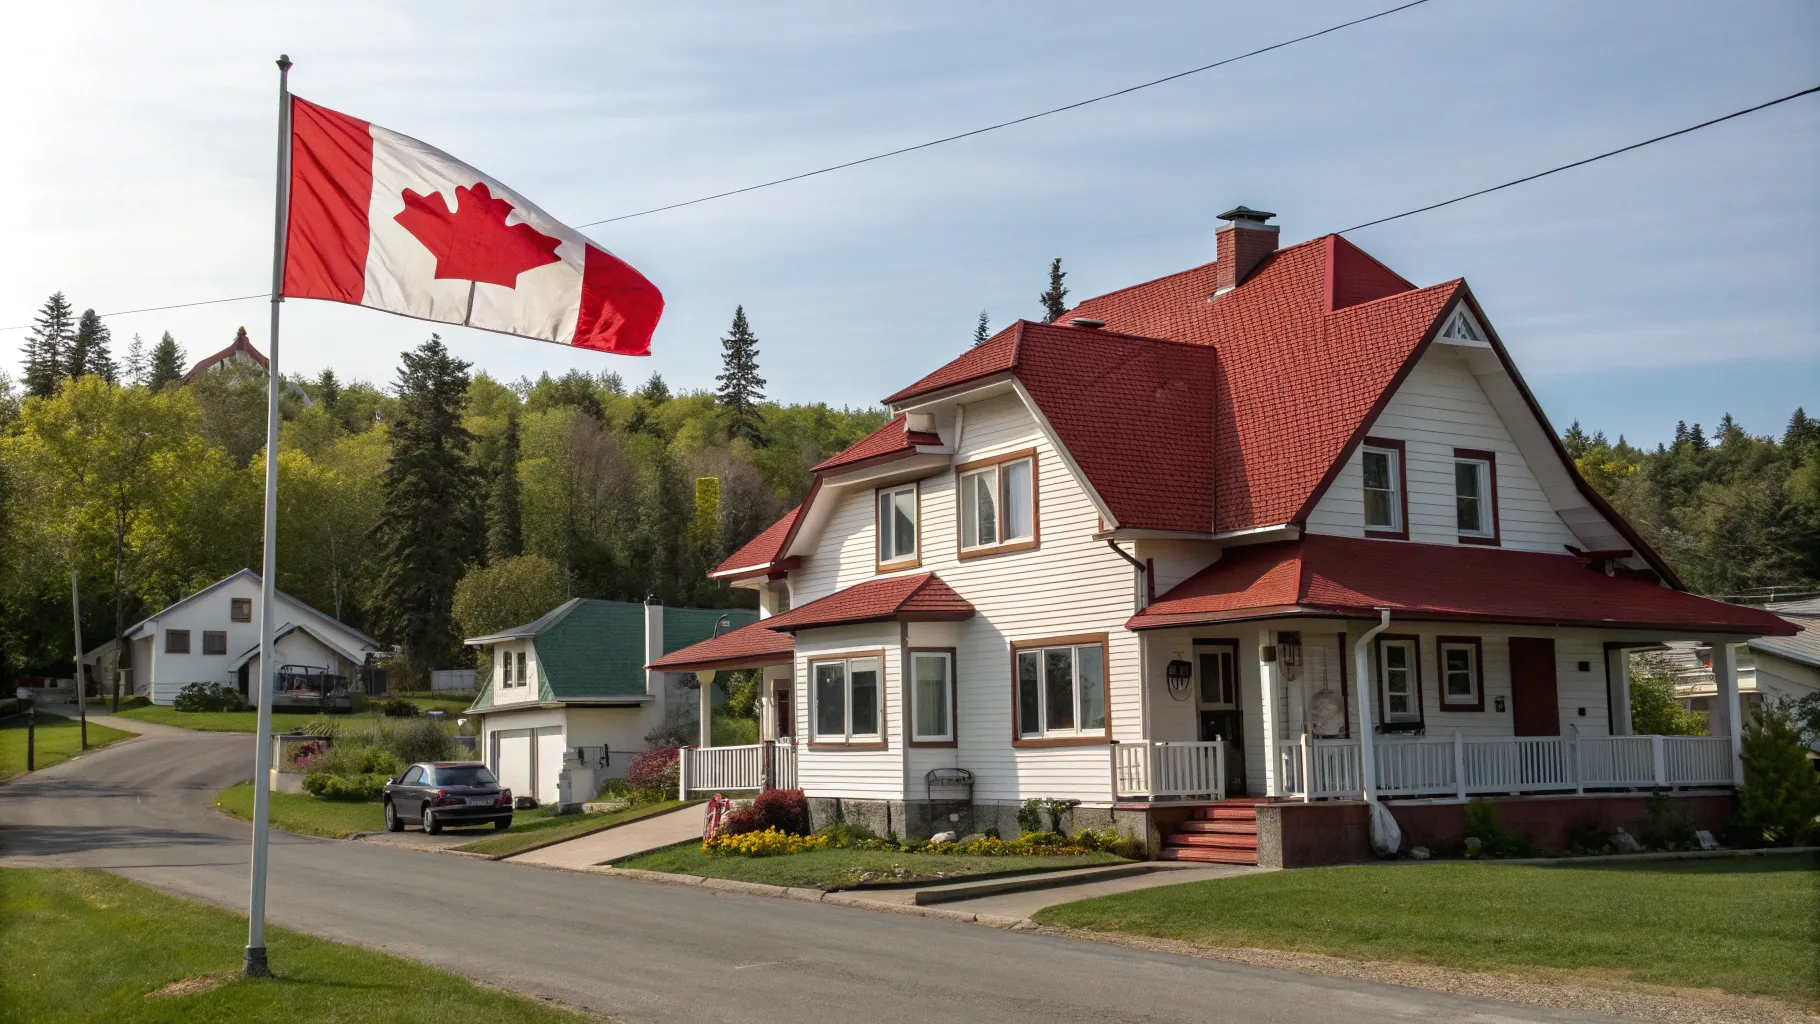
1352,608,1392,803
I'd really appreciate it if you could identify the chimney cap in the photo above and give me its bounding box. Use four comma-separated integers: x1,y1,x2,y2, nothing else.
1218,205,1277,225
1066,317,1106,329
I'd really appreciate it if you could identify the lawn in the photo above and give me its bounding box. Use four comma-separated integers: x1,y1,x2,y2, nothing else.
1034,856,1820,1008
215,782,384,838
453,800,691,857
0,714,135,779
617,842,1130,890
116,696,476,734
0,868,588,1023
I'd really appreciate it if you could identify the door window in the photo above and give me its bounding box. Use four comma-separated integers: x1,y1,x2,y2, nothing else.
1197,648,1236,708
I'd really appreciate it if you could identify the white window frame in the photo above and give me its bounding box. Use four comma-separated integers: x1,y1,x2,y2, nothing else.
1378,638,1420,723
959,453,1035,554
1362,446,1401,532
1439,641,1480,707
1014,641,1107,741
876,484,919,568
908,649,954,743
517,650,528,689
1454,457,1493,538
809,654,883,743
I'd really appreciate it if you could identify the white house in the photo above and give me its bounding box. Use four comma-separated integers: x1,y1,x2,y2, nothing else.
1669,596,1819,753
80,569,386,705
651,207,1795,866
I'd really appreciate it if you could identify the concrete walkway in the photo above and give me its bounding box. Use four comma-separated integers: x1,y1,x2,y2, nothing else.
921,862,1263,919
507,803,702,869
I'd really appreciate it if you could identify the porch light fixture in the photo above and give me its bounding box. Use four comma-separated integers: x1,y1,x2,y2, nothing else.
1278,631,1303,682
1165,660,1194,701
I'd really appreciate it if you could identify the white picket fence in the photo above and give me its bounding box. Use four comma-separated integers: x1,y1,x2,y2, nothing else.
1278,729,1735,800
1112,740,1225,800
679,742,797,797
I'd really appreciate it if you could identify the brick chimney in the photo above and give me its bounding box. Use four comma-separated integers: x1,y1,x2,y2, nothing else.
1213,206,1279,296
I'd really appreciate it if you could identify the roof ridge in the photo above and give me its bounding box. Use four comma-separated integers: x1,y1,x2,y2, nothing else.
1022,318,1215,350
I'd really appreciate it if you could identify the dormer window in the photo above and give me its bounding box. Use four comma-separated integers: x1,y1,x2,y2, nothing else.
958,450,1037,558
876,484,919,570
1360,438,1405,539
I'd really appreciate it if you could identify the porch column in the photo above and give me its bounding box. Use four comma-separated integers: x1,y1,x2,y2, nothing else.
1258,628,1281,797
1710,639,1745,787
1353,624,1379,802
699,671,713,748
1606,646,1634,736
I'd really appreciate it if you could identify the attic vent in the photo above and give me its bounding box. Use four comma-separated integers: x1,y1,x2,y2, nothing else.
1066,317,1106,329
1441,309,1484,342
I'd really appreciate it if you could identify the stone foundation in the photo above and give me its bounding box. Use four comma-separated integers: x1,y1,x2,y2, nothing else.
806,798,1131,842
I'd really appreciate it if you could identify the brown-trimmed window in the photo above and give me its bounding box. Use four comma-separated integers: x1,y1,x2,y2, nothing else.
165,629,191,654
1361,437,1407,539
908,648,955,745
1012,635,1107,744
958,450,1037,557
810,653,882,744
1375,634,1422,725
1453,448,1500,545
202,631,228,656
1437,636,1484,711
875,483,919,571
230,598,253,623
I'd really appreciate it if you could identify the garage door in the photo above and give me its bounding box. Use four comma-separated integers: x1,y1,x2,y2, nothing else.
493,729,533,799
535,727,565,805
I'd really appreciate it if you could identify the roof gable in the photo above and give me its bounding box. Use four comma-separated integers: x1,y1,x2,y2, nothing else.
712,505,800,579
761,572,974,632
521,599,757,700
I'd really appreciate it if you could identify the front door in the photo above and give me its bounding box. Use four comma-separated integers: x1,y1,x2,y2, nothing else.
1196,643,1246,794
237,663,250,699
773,683,792,740
1509,637,1561,736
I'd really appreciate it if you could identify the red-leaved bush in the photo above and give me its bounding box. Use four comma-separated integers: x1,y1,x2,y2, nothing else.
626,745,680,794
749,789,811,835
719,805,766,835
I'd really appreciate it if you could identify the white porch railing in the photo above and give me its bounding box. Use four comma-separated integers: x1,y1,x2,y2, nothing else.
1112,740,1225,800
678,742,797,797
1277,730,1735,799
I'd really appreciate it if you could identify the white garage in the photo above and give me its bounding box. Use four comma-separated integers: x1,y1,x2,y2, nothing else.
488,724,565,805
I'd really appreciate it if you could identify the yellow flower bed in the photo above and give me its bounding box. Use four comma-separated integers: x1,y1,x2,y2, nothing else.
703,826,833,857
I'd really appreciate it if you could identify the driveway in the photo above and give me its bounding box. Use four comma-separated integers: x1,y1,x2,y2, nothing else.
0,723,1627,1024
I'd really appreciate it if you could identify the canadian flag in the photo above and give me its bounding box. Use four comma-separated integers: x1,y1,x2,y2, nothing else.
281,96,662,356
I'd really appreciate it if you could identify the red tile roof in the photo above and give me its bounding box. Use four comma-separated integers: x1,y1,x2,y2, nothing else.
711,506,800,578
646,619,793,673
810,415,942,474
1127,535,1796,636
884,326,1020,405
761,573,974,632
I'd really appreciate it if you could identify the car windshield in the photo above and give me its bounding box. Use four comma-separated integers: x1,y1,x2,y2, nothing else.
431,766,496,787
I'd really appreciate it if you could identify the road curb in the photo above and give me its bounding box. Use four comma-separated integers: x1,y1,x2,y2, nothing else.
585,864,1044,930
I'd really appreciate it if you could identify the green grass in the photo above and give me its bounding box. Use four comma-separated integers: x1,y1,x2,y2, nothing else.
0,868,588,1023
215,782,385,839
453,800,690,857
0,714,135,778
1034,856,1820,1007
116,698,475,734
617,842,1129,890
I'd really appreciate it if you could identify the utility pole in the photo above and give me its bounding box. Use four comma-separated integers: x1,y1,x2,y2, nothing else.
70,568,87,749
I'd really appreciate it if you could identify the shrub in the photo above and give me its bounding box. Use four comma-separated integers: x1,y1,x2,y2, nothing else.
305,771,390,800
381,697,420,718
1462,799,1536,858
813,820,878,847
1729,706,1820,847
380,717,453,765
1017,797,1078,836
1564,819,1611,854
627,746,680,802
719,805,766,836
1635,791,1698,851
289,741,328,771
747,788,811,835
310,741,404,781
174,682,243,713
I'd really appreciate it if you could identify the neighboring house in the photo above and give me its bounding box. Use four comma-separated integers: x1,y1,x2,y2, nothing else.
1669,596,1819,753
463,599,756,804
80,569,386,705
182,329,270,383
651,206,1794,866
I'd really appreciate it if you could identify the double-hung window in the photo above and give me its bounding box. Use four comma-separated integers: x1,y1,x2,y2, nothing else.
1453,449,1497,543
811,654,882,743
1361,440,1403,536
1437,637,1483,710
230,598,252,622
202,631,227,656
1013,637,1107,742
1377,636,1421,724
516,651,528,687
876,484,919,569
502,650,515,687
909,649,954,744
959,451,1036,556
165,629,191,654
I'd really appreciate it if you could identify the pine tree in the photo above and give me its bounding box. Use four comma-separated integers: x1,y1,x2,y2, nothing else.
369,335,484,678
68,308,115,383
20,292,75,398
715,305,766,444
122,333,148,387
1784,408,1817,450
317,368,341,408
486,412,524,562
1562,420,1591,459
1038,258,1069,323
639,374,671,403
972,310,991,347
147,332,186,390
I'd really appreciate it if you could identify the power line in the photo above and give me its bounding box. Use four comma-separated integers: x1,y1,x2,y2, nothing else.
1338,84,1820,233
1,293,269,333
574,0,1435,227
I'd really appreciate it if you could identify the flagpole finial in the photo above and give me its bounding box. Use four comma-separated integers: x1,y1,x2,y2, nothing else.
277,54,292,71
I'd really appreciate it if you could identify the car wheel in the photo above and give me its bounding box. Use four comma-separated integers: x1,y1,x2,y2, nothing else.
384,800,403,833
494,817,512,831
423,805,442,835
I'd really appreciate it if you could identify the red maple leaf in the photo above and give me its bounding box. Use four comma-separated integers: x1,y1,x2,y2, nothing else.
394,182,563,288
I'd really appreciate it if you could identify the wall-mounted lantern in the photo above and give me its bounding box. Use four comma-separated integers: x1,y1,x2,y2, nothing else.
1165,660,1194,701
1278,631,1303,682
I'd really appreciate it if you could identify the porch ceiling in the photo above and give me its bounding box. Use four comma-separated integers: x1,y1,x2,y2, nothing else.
1127,535,1797,636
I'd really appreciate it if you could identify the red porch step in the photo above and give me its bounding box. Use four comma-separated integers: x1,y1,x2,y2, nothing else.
1159,799,1261,866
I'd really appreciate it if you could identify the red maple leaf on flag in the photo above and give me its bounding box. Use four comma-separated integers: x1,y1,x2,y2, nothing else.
394,182,563,288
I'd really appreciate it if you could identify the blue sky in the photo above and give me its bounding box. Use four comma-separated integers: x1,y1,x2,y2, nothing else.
2,1,1814,446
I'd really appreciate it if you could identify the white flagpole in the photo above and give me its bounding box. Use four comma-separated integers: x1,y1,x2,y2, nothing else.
245,52,292,979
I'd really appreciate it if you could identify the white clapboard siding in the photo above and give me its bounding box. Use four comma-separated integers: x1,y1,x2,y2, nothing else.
1306,344,1582,553
792,624,904,800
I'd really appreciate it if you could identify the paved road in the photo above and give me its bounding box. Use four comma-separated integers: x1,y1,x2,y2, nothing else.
0,718,1623,1024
